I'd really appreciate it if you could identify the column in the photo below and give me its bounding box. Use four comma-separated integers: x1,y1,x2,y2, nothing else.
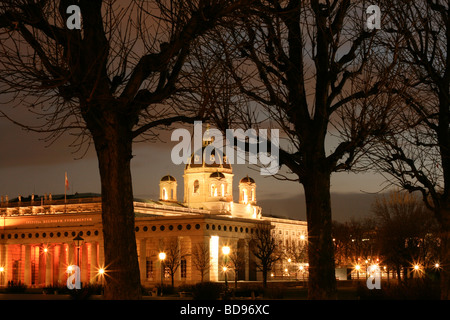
244,240,249,281
81,243,88,284
52,244,60,285
24,244,31,286
98,242,105,270
58,244,66,285
175,237,181,283
209,236,219,282
90,242,98,283
139,238,147,285
68,242,74,266
45,248,52,286
0,244,6,286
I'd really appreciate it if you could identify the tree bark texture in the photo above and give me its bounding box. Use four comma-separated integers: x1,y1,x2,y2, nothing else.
303,166,337,299
92,112,141,300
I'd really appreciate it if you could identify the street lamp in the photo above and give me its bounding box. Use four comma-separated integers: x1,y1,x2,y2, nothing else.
222,246,230,289
355,264,361,280
97,267,105,294
73,234,84,267
0,266,4,287
299,265,306,286
159,252,166,296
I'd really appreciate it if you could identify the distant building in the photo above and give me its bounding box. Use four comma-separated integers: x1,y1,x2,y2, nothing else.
0,139,307,288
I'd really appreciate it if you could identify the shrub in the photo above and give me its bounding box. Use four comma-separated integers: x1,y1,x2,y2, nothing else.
232,283,264,298
6,281,27,293
191,282,225,300
263,284,284,299
155,283,175,295
358,278,440,300
69,283,103,300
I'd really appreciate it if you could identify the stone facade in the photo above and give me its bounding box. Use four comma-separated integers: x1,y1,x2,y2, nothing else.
0,141,307,288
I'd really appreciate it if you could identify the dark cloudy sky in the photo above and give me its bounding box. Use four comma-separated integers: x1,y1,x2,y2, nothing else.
0,114,388,223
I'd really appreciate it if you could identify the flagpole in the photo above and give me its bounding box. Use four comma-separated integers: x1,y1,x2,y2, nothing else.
65,172,67,203
64,172,68,213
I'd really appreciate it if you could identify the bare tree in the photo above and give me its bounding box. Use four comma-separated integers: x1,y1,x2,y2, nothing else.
227,245,246,288
285,237,308,264
0,0,244,299
191,242,210,283
369,0,450,299
371,190,440,281
250,222,283,288
161,237,187,287
195,0,397,299
332,218,378,268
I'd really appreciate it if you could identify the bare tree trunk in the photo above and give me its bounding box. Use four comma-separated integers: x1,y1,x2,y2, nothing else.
262,266,268,289
439,208,450,299
93,117,141,300
304,167,337,299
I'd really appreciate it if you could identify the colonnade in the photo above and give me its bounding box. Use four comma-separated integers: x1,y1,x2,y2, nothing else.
0,241,103,287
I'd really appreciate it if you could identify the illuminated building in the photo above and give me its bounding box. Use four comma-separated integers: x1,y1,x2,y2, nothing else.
0,141,307,288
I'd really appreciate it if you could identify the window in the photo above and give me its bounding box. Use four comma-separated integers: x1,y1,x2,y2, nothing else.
211,184,217,197
242,189,248,204
221,184,225,197
193,180,199,193
162,188,167,200
146,260,153,279
181,258,187,278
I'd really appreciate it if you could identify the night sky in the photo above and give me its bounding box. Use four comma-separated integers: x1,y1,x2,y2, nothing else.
0,114,387,222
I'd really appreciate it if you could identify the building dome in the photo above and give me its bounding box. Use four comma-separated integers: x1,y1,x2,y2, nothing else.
160,175,177,201
160,175,176,182
240,176,255,184
239,175,256,205
185,146,231,171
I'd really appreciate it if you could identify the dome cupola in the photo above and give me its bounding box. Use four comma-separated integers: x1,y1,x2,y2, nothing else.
160,175,177,202
239,175,256,205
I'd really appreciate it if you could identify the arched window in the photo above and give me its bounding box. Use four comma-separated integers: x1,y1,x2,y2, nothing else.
211,184,217,197
242,189,248,204
162,188,167,200
251,189,254,201
221,184,225,197
193,180,199,194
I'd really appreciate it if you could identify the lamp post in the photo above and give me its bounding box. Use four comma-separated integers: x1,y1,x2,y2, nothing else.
0,266,4,287
159,252,166,296
355,264,361,280
98,268,105,285
299,265,306,287
73,234,84,267
97,267,105,295
222,246,230,289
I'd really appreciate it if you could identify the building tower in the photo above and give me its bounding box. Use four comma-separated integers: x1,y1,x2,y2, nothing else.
239,175,256,205
183,135,233,212
159,175,177,202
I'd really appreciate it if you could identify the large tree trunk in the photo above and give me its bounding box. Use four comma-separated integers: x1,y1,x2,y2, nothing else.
303,168,337,299
93,117,141,300
439,208,450,300
262,266,268,289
